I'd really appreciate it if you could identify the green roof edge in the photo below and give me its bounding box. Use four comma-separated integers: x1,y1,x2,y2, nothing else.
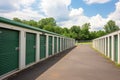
0,17,64,37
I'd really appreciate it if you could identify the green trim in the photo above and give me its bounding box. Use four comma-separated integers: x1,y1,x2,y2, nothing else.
0,17,63,36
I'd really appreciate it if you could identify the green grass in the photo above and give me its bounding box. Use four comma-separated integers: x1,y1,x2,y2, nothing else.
76,42,92,45
92,47,120,68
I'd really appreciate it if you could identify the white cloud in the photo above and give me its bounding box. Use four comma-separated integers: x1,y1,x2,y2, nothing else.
108,0,120,26
69,8,84,17
0,0,120,31
39,0,71,21
0,0,35,12
89,14,107,31
20,0,36,7
59,8,106,31
0,8,44,20
59,0,120,31
83,0,111,4
0,0,44,20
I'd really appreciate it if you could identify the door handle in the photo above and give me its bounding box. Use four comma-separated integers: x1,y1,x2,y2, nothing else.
15,47,19,51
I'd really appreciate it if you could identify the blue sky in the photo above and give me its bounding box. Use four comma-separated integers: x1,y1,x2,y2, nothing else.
71,0,118,18
0,0,120,31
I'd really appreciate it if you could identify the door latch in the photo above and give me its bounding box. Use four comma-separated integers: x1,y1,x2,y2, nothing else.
15,47,19,51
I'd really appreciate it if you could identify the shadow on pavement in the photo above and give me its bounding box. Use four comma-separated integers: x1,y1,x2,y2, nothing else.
4,46,76,80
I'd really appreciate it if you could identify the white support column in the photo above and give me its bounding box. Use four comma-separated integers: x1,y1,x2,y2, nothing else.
105,37,107,55
108,36,110,57
52,36,54,55
19,31,26,69
46,35,49,58
118,33,120,64
36,33,40,62
111,35,114,61
57,36,59,53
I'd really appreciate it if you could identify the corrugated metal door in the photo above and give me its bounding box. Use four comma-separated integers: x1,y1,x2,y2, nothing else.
54,37,57,53
64,39,65,50
26,33,36,65
114,35,118,62
40,35,46,59
48,36,52,56
58,38,60,52
62,38,64,50
109,36,112,58
0,28,19,76
61,38,63,51
106,37,108,56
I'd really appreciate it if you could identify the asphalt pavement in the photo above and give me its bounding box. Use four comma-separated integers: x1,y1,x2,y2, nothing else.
5,44,120,80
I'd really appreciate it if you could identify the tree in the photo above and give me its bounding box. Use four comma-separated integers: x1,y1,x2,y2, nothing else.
81,23,90,40
12,17,110,40
38,17,56,29
70,25,81,40
104,20,119,34
90,30,106,39
13,17,22,22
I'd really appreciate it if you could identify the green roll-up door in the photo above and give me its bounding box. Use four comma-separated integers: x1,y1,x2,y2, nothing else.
114,35,118,62
26,33,36,65
106,37,108,56
64,39,66,49
0,28,19,76
62,38,64,50
64,39,65,50
109,36,112,58
40,35,46,59
48,36,52,56
54,37,57,53
58,38,60,52
61,38,63,51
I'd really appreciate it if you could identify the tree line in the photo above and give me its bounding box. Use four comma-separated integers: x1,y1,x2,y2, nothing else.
13,17,119,40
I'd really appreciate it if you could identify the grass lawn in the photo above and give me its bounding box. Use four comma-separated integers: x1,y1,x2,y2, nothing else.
76,41,92,45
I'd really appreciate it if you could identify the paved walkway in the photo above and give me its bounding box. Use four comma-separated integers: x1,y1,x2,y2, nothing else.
6,44,120,80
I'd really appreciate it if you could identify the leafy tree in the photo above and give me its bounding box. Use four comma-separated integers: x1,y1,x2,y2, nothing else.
12,17,112,40
90,30,106,39
13,17,22,22
104,20,119,33
81,23,90,40
70,25,81,40
38,17,56,29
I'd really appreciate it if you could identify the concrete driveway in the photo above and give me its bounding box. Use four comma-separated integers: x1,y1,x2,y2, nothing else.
5,44,120,80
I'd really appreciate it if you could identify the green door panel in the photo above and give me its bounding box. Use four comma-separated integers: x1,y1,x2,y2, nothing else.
58,38,60,52
54,37,57,53
49,36,52,56
40,35,46,59
114,35,118,62
0,28,19,76
106,37,108,56
26,33,36,65
62,38,64,51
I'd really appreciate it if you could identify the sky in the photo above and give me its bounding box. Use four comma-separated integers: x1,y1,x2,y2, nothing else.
0,0,120,31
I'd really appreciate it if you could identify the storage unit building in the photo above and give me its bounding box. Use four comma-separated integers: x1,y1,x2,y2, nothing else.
0,17,75,79
93,30,120,64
